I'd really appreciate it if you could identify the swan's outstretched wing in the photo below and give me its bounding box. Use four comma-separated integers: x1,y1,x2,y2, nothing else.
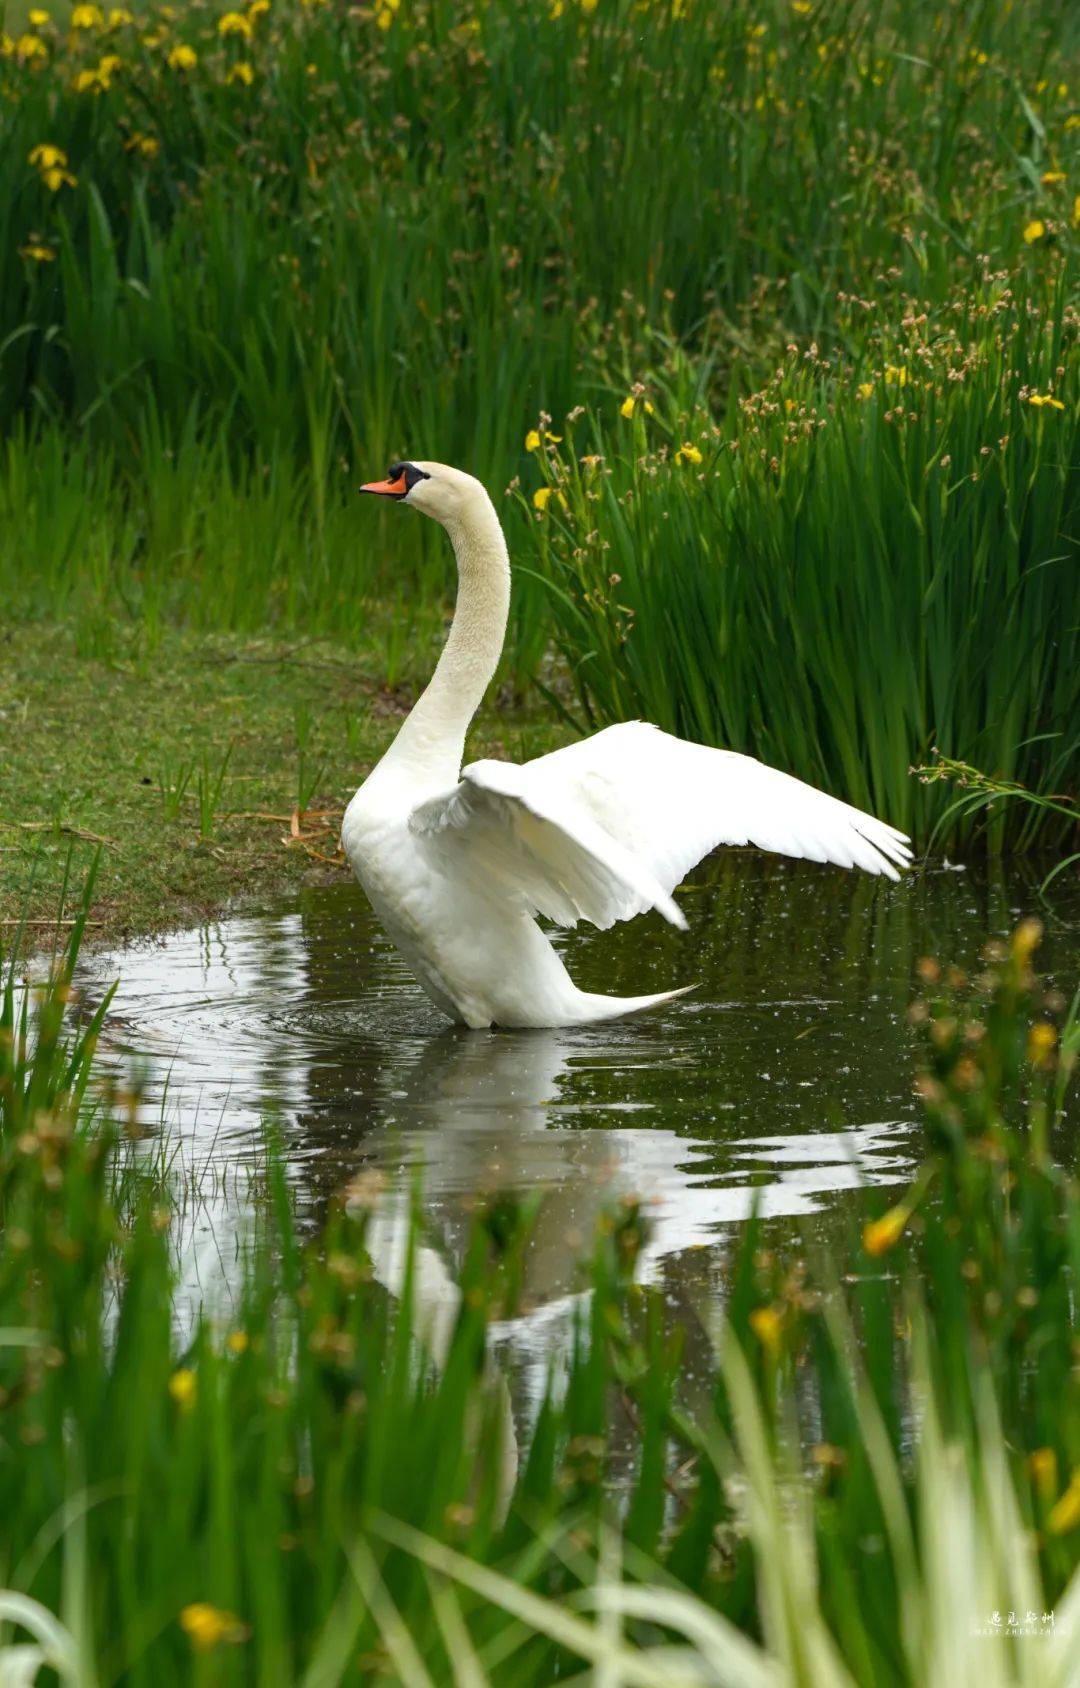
410,722,910,932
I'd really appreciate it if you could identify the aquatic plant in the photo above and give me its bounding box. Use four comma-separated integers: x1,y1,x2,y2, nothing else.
0,855,111,1149
914,751,1080,881
0,0,1074,583
522,276,1080,850
1,0,1072,464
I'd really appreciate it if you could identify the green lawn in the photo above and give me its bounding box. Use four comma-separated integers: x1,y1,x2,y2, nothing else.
0,621,561,943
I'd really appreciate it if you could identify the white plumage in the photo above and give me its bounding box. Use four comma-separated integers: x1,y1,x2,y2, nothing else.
343,461,910,1029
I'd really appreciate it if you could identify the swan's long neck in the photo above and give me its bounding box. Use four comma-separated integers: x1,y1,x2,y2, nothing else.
382,490,510,784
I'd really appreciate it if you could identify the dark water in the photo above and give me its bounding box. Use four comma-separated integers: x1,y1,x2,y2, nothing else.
75,856,1078,1383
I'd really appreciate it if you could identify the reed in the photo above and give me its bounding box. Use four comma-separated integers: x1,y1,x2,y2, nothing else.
523,273,1080,850
914,752,1080,882
4,0,1071,473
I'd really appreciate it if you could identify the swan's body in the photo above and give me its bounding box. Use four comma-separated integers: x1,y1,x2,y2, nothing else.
343,460,910,1029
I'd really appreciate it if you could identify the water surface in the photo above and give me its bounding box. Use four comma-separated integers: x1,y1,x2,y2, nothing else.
76,856,1079,1379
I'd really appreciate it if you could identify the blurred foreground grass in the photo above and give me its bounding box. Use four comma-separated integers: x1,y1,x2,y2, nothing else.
0,886,1077,1680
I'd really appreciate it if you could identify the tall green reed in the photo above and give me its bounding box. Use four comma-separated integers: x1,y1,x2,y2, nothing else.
1,0,1077,472
0,854,111,1144
523,274,1080,849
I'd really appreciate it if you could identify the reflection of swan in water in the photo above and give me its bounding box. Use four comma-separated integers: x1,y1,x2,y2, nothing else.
357,1024,912,1400
357,1024,912,1480
360,1184,522,1517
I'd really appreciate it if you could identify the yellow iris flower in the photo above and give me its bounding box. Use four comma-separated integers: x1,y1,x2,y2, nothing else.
1048,1471,1080,1536
29,143,67,170
218,10,253,37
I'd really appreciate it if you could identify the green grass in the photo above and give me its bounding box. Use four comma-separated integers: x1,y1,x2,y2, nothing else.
1,886,1078,1680
0,622,563,942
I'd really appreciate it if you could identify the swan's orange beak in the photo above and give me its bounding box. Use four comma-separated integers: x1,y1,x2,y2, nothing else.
360,471,408,498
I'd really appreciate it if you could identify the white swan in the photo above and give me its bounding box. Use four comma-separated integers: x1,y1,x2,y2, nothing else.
342,460,910,1029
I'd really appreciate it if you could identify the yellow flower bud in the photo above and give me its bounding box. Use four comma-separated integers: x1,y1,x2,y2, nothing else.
1047,1471,1080,1535
862,1205,910,1257
1027,1022,1057,1067
169,1367,197,1409
1028,1446,1058,1500
1011,918,1043,960
180,1604,248,1650
749,1305,782,1356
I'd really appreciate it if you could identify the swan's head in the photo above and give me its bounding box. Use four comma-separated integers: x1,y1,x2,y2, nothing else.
359,459,487,527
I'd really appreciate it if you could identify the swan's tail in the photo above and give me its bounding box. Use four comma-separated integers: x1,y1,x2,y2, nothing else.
570,983,696,1025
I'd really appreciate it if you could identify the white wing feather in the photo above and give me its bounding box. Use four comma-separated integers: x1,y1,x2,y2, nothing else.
409,722,910,932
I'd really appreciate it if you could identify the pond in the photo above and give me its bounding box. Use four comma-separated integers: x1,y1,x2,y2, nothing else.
76,855,1079,1395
